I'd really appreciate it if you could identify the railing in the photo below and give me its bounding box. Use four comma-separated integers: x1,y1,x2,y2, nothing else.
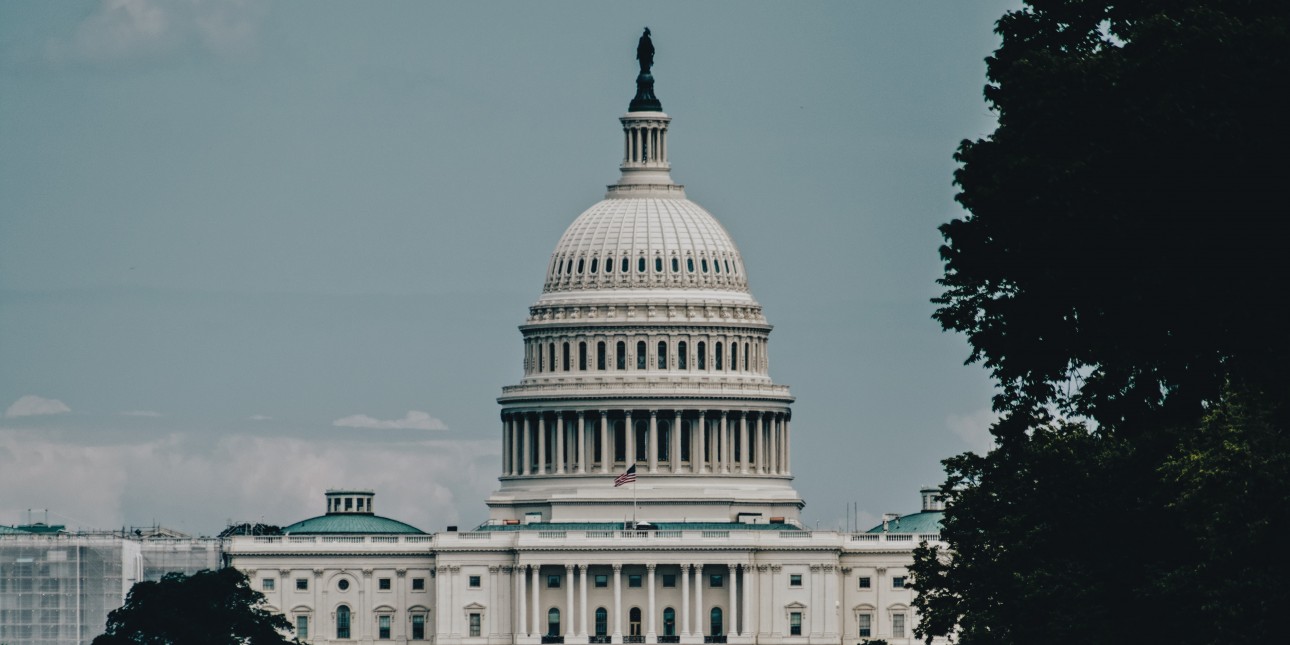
541,636,564,644
700,531,729,538
658,636,680,643
586,531,616,538
919,533,942,541
253,536,281,543
539,531,568,539
624,636,645,643
777,531,812,539
654,531,683,538
456,532,492,540
288,536,316,543
370,536,398,543
704,636,727,644
589,637,611,644
620,531,651,538
850,534,879,542
885,534,913,542
321,536,364,543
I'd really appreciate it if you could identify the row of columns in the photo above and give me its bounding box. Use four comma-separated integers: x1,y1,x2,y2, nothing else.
624,122,667,166
524,337,768,377
514,563,755,640
501,409,791,478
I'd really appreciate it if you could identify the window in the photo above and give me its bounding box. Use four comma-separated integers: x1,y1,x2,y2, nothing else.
548,574,561,588
579,342,587,370
687,258,695,273
636,341,647,369
714,257,721,273
710,574,723,588
616,341,626,370
563,342,571,371
629,574,642,588
697,342,706,369
731,342,738,370
606,256,614,273
710,607,723,636
657,341,667,369
412,614,426,639
663,607,676,636
379,578,391,590
715,342,723,370
296,578,308,591
470,612,482,638
790,612,802,636
261,578,275,591
789,574,802,587
337,579,350,591
591,258,598,274
892,576,907,589
858,577,871,589
548,608,561,636
621,257,629,273
655,257,663,273
892,613,906,638
595,607,608,636
662,574,676,588
336,605,351,639
671,257,679,272
577,258,585,274
595,574,608,588
379,614,391,639
678,342,687,370
296,615,309,640
638,257,646,273
726,260,733,274
744,344,749,371
629,607,642,636
857,613,872,637
702,258,709,273
469,575,481,588
597,342,606,370
413,577,426,591
549,344,555,372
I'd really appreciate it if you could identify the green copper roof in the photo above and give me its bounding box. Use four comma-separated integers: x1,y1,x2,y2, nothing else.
866,511,944,535
283,514,425,535
475,521,802,532
0,525,32,535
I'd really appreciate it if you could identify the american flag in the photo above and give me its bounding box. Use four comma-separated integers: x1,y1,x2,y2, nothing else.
613,464,637,487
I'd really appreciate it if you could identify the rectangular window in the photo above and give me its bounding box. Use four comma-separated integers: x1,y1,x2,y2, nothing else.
790,612,802,636
413,577,426,591
378,578,391,590
858,614,871,637
470,612,482,637
710,574,723,588
469,575,481,588
296,615,309,640
858,576,871,589
412,614,426,640
261,578,275,591
662,574,676,588
595,574,608,588
789,574,802,587
548,574,561,588
892,576,907,589
628,574,642,588
379,615,391,639
892,613,906,638
296,578,308,591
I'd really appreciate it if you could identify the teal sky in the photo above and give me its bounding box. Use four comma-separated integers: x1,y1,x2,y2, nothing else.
1,1,1014,535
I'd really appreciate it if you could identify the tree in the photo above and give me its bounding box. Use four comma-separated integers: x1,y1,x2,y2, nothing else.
93,568,296,645
913,1,1290,643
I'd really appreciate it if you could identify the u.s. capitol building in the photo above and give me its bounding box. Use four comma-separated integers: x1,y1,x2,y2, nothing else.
222,32,945,645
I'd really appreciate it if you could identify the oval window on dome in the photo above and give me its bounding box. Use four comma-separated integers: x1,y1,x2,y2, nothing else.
638,257,646,273
714,258,721,274
567,259,575,275
725,259,732,274
590,258,598,274
671,257,679,273
701,259,709,273
622,257,630,273
606,256,613,273
577,258,585,274
655,257,663,273
687,258,695,273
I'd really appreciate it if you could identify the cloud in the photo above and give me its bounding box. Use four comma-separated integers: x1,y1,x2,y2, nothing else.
5,395,72,418
248,414,272,421
44,0,265,66
946,408,997,455
333,410,448,431
121,410,163,417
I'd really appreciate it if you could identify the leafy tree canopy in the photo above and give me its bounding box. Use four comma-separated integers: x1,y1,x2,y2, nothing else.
93,568,296,645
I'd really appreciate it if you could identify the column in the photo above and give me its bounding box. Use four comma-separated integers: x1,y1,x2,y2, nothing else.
680,564,691,638
538,415,548,475
696,413,707,473
720,412,730,474
600,411,610,474
503,418,511,475
522,415,532,475
625,411,635,466
579,565,590,638
739,413,749,474
577,411,588,474
693,565,704,637
518,565,528,638
612,564,624,642
646,564,657,639
672,411,682,473
784,416,792,475
823,565,837,638
532,565,542,637
727,564,739,637
648,411,658,473
566,565,575,637
557,413,566,474
742,566,755,639
705,415,715,474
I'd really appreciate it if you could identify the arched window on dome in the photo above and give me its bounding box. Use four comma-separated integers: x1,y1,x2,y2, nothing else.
597,342,606,370
731,342,739,371
702,259,709,273
714,258,721,273
622,257,630,273
638,257,646,273
636,341,647,370
697,342,706,370
715,342,724,371
672,257,679,273
606,256,614,273
678,341,688,370
687,258,695,273
616,341,626,370
590,258,598,274
562,342,571,372
549,343,556,373
655,257,663,273
579,342,587,371
577,258,585,274
657,341,667,370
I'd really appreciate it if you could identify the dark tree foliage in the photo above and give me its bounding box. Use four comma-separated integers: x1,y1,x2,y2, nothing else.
914,1,1290,643
92,568,296,645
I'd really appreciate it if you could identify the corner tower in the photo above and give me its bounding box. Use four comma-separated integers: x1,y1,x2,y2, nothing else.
489,30,800,525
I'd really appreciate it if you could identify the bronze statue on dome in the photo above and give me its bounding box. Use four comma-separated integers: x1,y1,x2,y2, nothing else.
637,28,655,74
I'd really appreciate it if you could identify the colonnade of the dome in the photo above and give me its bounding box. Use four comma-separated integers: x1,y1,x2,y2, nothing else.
500,408,791,478
522,330,771,378
621,115,670,168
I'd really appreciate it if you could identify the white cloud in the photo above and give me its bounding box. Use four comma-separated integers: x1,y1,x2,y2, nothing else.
121,410,163,417
946,408,997,455
5,395,72,418
333,410,448,431
44,0,265,66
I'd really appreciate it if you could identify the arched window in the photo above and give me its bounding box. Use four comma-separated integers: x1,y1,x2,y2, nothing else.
538,343,544,372
725,259,733,274
595,608,608,637
614,421,627,462
731,342,739,371
658,420,670,462
563,342,571,371
663,608,676,637
629,607,642,637
548,608,561,636
714,257,721,273
548,343,556,373
638,257,646,273
697,342,706,370
655,257,663,273
744,344,750,372
678,341,688,370
636,341,647,370
687,258,695,273
597,342,606,370
710,607,723,636
657,341,667,370
579,342,588,371
567,259,575,274
680,422,691,462
606,256,614,273
616,341,626,370
336,605,351,639
715,342,724,371
577,258,585,274
590,258,599,274
702,259,709,273
671,257,679,273
622,257,629,273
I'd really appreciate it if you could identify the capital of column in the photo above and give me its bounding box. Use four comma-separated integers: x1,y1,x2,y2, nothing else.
645,563,657,572
680,564,691,573
720,411,728,419
612,563,623,572
601,410,608,419
578,410,585,419
650,410,658,418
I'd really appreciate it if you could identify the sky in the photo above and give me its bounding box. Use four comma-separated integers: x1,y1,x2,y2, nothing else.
0,0,1017,536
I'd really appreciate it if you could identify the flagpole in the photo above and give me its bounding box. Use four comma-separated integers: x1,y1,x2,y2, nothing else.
632,473,638,528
